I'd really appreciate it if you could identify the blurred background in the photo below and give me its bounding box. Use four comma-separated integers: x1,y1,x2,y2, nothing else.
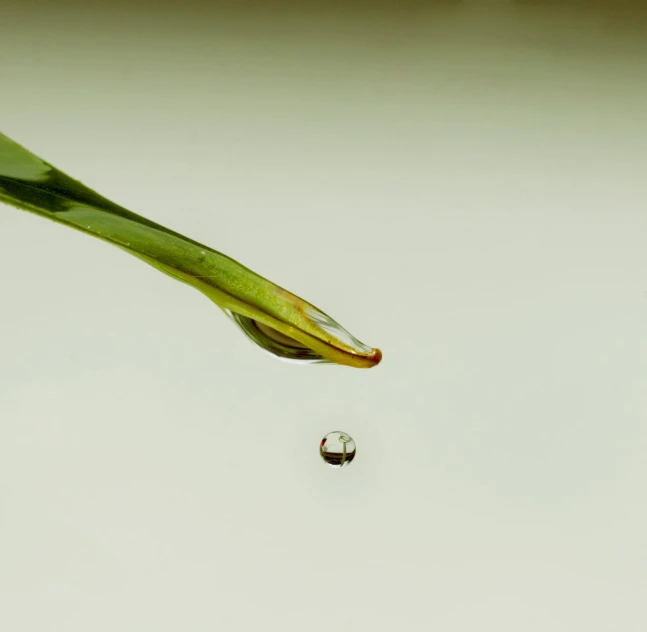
1,1,646,630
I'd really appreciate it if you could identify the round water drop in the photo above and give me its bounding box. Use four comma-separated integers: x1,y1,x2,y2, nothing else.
320,431,356,468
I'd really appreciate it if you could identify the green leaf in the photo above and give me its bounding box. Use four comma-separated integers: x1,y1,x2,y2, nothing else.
0,132,382,368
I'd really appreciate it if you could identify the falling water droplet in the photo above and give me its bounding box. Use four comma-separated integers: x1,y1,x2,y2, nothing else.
320,431,356,468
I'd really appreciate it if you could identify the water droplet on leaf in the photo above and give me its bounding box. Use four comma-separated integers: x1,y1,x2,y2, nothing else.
226,310,327,363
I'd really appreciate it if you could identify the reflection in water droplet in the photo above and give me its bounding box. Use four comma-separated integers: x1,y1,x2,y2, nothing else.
225,310,330,364
254,320,309,348
304,305,374,355
320,431,356,468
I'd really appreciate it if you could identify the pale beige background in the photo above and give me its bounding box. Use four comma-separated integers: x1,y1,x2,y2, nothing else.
1,1,646,630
